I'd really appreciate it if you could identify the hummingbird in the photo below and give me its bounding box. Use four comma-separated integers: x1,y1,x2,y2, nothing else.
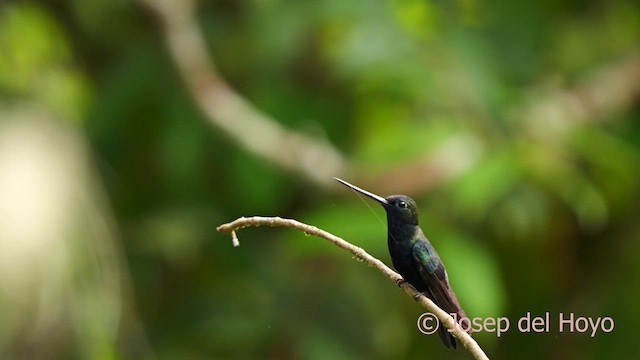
334,177,467,349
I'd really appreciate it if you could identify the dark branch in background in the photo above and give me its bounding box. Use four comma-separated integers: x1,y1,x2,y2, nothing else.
217,216,490,360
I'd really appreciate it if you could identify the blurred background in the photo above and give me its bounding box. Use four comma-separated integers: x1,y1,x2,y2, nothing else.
1,0,639,359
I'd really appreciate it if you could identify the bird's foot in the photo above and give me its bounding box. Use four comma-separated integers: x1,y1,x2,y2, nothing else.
395,278,406,287
413,291,427,301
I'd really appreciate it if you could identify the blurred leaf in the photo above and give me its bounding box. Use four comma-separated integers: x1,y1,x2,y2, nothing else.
432,230,506,320
0,3,90,121
571,125,640,211
135,206,219,268
450,147,522,221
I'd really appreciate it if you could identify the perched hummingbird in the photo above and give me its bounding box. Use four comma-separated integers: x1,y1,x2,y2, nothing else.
334,177,467,349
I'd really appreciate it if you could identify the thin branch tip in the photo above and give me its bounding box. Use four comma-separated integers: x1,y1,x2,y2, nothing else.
231,230,240,247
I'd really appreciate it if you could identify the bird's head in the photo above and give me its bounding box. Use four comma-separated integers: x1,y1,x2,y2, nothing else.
334,178,419,225
382,195,419,225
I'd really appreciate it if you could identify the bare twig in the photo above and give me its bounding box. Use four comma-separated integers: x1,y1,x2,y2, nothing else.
217,216,489,360
138,0,346,187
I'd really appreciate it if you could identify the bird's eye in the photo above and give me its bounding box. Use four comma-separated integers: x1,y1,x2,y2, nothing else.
398,201,407,208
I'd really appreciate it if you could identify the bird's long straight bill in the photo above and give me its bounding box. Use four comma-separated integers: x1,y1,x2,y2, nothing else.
333,177,388,204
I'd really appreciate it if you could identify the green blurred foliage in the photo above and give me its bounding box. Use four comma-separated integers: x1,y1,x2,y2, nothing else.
1,0,640,359
0,3,90,121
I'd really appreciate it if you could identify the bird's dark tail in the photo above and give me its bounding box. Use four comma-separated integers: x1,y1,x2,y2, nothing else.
437,325,457,349
439,309,470,349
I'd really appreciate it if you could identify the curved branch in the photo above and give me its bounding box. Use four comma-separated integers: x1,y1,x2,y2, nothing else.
217,216,489,360
138,0,346,187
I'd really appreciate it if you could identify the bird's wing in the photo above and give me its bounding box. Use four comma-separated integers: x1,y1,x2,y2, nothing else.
411,240,465,318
